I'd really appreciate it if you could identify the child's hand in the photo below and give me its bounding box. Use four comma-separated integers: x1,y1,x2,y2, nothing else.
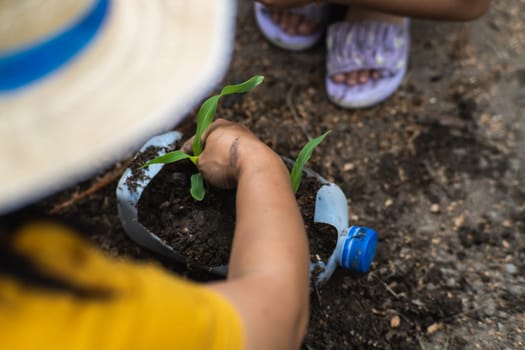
182,119,273,189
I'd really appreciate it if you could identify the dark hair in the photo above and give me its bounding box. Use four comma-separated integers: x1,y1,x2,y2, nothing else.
0,207,114,299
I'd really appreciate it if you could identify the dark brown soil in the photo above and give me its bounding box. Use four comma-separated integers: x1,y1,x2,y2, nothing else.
138,159,237,267
28,1,525,349
137,158,337,268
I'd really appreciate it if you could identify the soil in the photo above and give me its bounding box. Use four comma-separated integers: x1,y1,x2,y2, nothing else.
31,1,525,349
138,159,237,267
136,158,336,269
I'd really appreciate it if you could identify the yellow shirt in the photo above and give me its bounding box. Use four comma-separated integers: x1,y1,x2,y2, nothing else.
0,222,244,350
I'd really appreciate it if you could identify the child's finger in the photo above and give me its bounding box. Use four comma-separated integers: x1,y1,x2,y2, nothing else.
181,136,195,154
182,119,233,155
200,118,233,143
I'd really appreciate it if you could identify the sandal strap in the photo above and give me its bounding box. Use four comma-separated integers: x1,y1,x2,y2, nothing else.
326,20,410,77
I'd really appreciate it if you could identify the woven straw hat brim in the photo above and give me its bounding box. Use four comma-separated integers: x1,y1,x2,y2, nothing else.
0,0,236,214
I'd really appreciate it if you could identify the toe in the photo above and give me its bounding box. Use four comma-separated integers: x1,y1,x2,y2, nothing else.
273,10,284,29
297,17,310,35
332,74,346,84
371,70,381,80
298,18,318,35
346,72,358,86
287,14,300,35
271,10,281,24
358,70,370,84
281,12,292,33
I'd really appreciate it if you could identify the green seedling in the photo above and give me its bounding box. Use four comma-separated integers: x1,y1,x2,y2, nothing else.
142,75,264,200
143,75,330,200
290,130,331,193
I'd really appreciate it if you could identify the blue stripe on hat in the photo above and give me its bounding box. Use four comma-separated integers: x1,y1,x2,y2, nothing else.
0,0,110,92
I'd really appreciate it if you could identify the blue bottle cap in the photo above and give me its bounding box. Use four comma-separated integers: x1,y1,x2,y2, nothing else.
338,226,378,273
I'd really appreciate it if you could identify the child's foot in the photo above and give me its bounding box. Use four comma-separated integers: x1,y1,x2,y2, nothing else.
325,7,410,108
267,9,320,36
254,2,330,51
330,6,405,87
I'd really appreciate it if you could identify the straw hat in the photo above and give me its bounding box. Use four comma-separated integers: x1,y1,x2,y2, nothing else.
0,0,235,214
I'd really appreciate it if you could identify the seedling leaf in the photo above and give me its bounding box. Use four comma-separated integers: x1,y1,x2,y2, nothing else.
192,75,264,156
290,130,331,193
142,75,264,202
193,95,220,156
190,173,205,201
220,75,264,95
142,150,192,168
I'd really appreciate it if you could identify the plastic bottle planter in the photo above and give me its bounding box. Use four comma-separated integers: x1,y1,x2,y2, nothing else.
116,131,227,275
116,131,379,285
310,181,378,284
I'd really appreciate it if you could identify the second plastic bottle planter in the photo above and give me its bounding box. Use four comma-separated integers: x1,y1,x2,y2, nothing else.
116,131,379,285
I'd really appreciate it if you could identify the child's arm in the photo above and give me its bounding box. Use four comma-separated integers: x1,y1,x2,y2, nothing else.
185,119,310,350
259,0,492,21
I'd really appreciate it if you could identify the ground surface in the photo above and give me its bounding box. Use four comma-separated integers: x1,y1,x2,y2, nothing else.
36,1,525,349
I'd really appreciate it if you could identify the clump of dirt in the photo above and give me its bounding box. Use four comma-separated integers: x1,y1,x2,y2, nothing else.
125,141,179,193
137,159,338,269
